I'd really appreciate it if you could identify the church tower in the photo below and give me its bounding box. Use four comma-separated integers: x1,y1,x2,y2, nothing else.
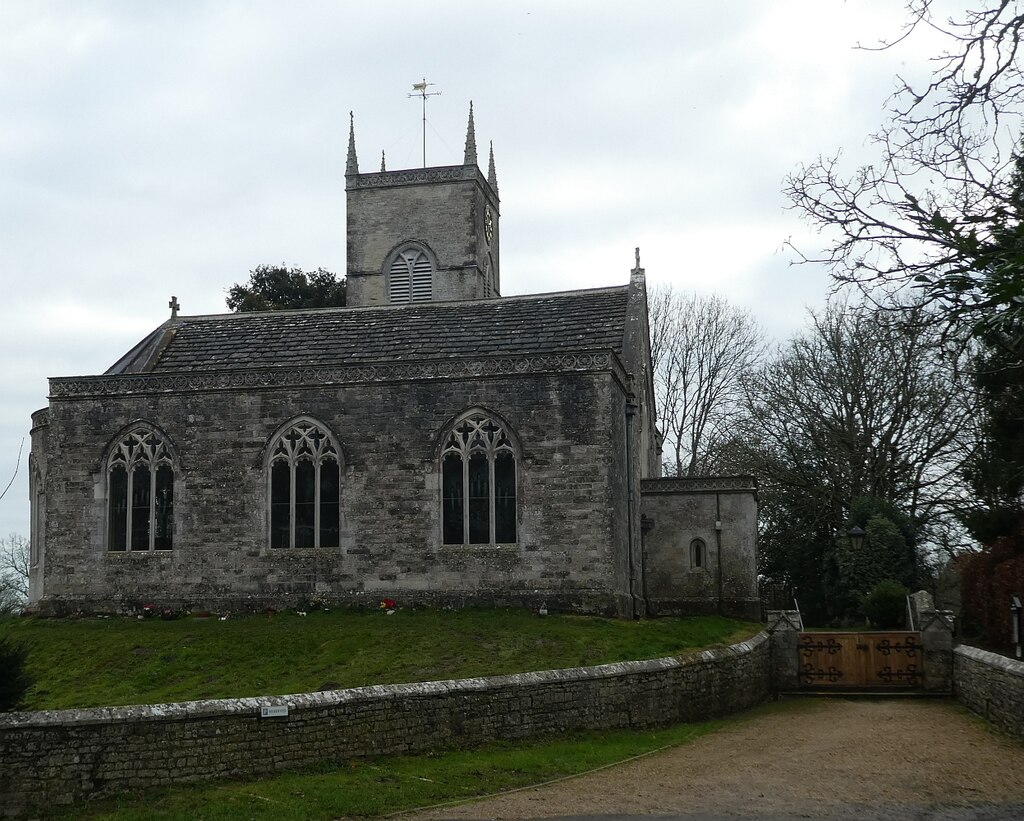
345,103,501,307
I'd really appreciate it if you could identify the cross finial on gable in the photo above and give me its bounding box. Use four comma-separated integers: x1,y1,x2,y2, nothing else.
631,247,644,276
169,296,180,318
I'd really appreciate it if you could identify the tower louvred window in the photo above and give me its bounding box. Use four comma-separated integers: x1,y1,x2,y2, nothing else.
389,248,433,303
107,427,174,551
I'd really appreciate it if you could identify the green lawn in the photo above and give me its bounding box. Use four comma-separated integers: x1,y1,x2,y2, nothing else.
63,722,723,820
58,699,820,820
0,609,759,711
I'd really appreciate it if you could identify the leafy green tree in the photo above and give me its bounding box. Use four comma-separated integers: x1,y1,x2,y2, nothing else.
961,335,1024,545
959,150,1024,545
954,148,1024,646
836,502,917,606
226,265,346,312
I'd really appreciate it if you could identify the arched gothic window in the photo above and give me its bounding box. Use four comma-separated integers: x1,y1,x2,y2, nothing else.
29,458,43,568
389,246,433,303
442,412,517,545
268,419,341,548
690,538,706,570
107,427,174,551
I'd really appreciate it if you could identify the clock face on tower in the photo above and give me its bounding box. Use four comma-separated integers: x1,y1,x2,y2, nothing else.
484,205,494,243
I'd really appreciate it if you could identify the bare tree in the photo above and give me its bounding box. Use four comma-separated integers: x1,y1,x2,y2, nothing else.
741,299,974,620
649,287,764,476
0,439,23,504
744,301,972,524
0,533,29,615
785,2,1024,338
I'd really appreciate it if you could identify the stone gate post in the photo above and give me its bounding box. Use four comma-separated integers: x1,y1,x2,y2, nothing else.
919,608,955,694
767,610,802,691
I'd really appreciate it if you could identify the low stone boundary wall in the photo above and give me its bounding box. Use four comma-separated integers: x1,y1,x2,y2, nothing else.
954,645,1024,740
0,631,770,817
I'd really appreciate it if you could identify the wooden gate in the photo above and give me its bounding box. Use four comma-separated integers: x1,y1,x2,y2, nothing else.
797,632,923,689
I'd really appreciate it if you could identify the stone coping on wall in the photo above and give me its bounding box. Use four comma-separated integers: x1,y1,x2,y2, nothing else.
954,643,1024,673
640,476,757,494
0,632,768,730
953,644,1024,740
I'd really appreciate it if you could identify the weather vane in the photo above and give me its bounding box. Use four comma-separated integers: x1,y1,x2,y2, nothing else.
408,78,441,168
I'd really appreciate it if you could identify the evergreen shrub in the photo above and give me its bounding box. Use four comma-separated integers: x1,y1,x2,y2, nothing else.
0,636,32,711
861,579,908,628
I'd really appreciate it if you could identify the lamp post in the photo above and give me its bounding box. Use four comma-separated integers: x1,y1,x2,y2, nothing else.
847,526,866,551
1012,596,1022,660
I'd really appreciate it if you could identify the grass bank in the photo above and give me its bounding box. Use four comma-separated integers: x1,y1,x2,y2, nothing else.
62,702,819,820
0,609,759,711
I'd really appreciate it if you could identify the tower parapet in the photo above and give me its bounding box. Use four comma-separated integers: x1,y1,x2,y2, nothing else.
345,106,500,307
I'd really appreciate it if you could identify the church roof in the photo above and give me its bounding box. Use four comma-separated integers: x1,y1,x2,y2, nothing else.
107,286,631,375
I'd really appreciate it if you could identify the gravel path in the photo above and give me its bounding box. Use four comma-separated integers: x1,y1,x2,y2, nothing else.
406,698,1024,821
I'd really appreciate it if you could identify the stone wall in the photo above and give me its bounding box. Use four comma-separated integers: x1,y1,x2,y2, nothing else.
640,477,759,619
0,631,770,817
954,645,1024,739
35,369,632,616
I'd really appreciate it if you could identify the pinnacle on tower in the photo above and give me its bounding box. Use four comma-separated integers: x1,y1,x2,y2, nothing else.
487,140,498,194
380,150,386,172
463,101,477,166
346,111,359,175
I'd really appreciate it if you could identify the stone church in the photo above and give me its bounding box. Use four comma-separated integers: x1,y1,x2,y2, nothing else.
27,106,759,620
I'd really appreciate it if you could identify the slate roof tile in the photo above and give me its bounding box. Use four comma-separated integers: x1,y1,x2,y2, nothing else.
122,287,629,374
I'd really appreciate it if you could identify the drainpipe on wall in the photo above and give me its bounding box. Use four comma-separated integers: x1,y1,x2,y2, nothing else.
715,492,723,616
624,375,639,619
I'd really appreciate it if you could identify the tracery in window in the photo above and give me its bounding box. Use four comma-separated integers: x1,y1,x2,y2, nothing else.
268,419,341,548
690,538,706,570
388,246,433,303
442,412,517,545
107,427,174,551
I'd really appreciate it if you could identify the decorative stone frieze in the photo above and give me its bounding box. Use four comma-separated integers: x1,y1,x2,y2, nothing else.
640,476,757,494
50,352,627,399
346,164,485,190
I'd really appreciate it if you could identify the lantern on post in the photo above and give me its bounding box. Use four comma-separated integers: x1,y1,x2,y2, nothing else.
847,526,866,551
1012,596,1022,660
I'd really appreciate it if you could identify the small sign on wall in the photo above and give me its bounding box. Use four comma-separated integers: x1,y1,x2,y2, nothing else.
260,705,289,718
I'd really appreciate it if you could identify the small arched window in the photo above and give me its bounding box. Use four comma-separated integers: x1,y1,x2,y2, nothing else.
442,412,517,545
690,538,706,570
107,427,174,551
389,246,433,303
29,458,44,568
268,419,341,548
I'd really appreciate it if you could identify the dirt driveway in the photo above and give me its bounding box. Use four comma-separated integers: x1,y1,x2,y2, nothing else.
407,698,1024,821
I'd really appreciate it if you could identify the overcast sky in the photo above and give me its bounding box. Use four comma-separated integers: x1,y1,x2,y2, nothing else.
0,1,949,537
